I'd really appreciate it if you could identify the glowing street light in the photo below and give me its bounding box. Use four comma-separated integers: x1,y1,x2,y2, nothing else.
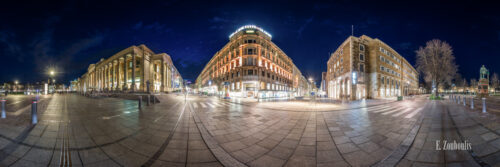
50,70,54,76
14,80,18,85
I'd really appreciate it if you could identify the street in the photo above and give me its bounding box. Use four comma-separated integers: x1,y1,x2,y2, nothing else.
0,94,499,166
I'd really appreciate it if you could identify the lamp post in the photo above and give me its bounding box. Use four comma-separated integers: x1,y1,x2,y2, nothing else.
49,70,55,94
308,77,314,101
14,80,18,93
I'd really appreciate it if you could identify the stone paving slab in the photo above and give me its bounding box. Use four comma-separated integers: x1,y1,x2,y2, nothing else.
1,94,498,166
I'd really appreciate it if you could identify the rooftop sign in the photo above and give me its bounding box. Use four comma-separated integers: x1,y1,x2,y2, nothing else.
229,25,272,39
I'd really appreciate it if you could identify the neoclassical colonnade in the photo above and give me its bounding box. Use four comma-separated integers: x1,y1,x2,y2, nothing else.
79,45,182,93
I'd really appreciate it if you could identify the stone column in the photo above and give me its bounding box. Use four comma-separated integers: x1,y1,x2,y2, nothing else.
108,65,111,90
104,65,107,90
101,68,104,90
101,65,106,90
115,60,118,90
115,60,119,90
123,55,128,91
94,69,97,90
111,60,116,90
108,63,111,90
98,68,101,91
161,60,165,92
110,62,114,90
132,53,136,92
99,67,102,90
140,51,145,92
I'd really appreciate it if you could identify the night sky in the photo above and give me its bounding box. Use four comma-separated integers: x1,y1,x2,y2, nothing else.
1,0,500,86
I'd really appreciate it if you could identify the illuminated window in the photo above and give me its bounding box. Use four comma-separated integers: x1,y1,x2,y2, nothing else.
246,48,256,55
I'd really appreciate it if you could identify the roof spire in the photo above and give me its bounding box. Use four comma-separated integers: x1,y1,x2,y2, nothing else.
351,25,354,36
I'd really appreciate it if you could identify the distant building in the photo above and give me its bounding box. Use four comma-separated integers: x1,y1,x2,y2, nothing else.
326,35,419,100
195,25,310,98
319,72,327,97
77,44,183,93
70,80,79,91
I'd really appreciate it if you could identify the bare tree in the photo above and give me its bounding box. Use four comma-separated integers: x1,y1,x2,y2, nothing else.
416,39,458,96
470,78,477,94
462,79,468,94
454,74,463,93
492,72,499,94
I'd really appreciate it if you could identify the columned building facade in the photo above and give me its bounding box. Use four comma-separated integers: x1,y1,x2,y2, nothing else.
326,35,419,100
196,25,309,98
78,44,183,93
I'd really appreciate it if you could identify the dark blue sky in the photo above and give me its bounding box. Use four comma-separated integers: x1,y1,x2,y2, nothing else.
1,0,499,85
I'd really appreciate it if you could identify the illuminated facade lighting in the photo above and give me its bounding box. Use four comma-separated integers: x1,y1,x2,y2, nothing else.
326,35,419,100
197,25,309,98
76,44,183,93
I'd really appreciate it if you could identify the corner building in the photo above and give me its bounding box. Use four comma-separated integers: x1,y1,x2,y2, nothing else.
77,44,183,93
196,25,309,98
326,35,419,100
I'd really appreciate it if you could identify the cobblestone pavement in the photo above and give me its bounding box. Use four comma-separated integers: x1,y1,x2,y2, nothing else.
0,94,499,166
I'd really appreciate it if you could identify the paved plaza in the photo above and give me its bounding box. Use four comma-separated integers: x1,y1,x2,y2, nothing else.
0,94,499,166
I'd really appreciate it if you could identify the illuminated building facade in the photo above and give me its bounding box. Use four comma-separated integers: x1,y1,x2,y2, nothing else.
78,44,183,93
326,35,419,100
196,25,309,98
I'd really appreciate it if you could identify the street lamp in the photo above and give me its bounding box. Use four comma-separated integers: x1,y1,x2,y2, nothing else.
14,80,18,93
48,69,56,94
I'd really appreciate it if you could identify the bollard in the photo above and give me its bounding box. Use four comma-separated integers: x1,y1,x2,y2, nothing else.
482,98,486,113
471,97,474,109
463,96,466,106
458,96,461,104
147,95,151,106
31,100,38,124
138,96,142,109
153,96,156,104
1,98,6,119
